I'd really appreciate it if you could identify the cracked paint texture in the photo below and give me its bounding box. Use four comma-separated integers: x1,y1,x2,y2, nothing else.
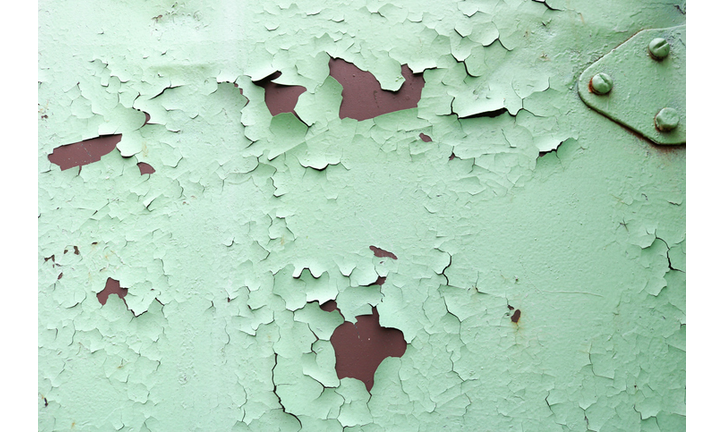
39,0,685,430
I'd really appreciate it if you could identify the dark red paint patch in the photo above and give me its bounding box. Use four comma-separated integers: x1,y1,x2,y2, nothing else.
419,133,432,142
369,245,398,260
137,162,155,175
328,58,425,121
328,306,406,392
48,135,122,170
135,109,150,125
320,300,338,312
97,277,128,306
232,82,246,99
359,275,387,287
253,72,307,116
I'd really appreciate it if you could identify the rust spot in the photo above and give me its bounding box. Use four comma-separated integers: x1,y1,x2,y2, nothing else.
44,255,55,263
507,305,514,310
511,309,521,323
57,272,63,280
369,245,397,260
48,134,122,170
328,58,425,121
419,133,432,142
73,246,80,255
651,143,686,154
253,71,307,116
611,117,687,150
137,162,155,175
329,307,406,392
449,152,456,161
97,277,128,306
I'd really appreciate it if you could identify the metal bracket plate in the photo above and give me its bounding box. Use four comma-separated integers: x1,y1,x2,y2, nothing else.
578,25,686,145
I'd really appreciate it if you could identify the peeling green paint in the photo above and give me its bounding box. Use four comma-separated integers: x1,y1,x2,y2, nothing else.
39,0,685,430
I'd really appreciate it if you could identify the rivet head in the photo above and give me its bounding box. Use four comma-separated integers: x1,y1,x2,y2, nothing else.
590,73,613,95
648,38,670,60
654,107,679,132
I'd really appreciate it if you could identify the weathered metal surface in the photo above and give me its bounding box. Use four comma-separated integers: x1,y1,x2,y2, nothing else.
39,1,686,430
578,25,686,145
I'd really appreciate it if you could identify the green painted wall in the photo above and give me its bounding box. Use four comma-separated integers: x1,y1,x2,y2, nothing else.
38,0,685,430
